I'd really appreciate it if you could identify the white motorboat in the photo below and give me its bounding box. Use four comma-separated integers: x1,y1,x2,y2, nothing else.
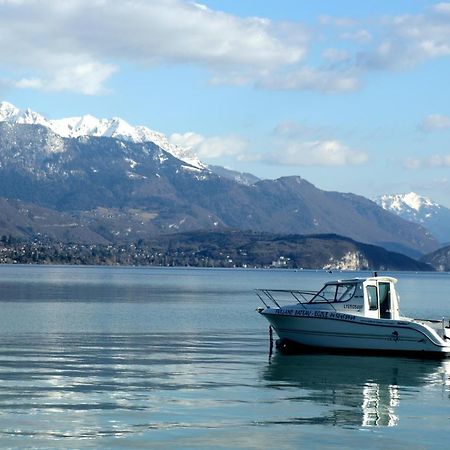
256,276,450,357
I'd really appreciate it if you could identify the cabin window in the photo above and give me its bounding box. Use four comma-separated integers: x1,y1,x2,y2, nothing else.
336,284,356,302
317,284,337,302
311,283,356,303
367,285,378,310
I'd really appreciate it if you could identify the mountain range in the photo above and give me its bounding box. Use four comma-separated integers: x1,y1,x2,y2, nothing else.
0,102,441,261
0,101,204,169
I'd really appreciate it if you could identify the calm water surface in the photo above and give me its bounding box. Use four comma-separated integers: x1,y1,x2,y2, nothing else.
0,266,449,449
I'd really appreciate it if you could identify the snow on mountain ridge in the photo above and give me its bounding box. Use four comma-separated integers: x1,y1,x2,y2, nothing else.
378,192,438,214
0,101,204,169
402,192,437,211
0,101,48,126
376,192,450,244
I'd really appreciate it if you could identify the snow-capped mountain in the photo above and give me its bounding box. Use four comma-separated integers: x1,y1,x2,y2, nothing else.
376,192,450,244
0,101,204,169
0,101,48,127
377,192,438,219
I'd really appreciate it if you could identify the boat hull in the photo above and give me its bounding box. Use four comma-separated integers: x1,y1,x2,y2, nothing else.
261,309,450,356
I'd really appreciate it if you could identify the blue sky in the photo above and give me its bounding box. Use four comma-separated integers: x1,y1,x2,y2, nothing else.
1,0,450,206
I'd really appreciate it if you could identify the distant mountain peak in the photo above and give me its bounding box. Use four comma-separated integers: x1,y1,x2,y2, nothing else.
0,101,18,117
0,101,205,170
376,192,450,244
0,101,47,126
378,192,437,213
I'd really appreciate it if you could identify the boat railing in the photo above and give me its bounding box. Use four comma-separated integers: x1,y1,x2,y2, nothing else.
256,288,326,310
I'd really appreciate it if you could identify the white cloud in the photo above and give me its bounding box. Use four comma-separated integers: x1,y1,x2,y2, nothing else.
269,139,368,167
316,4,450,83
403,154,450,169
12,62,117,95
0,0,307,94
169,132,248,159
356,5,450,71
261,4,450,90
403,158,422,170
3,1,450,95
13,78,43,90
419,114,450,132
48,62,117,95
258,66,360,93
169,123,367,168
433,3,450,14
262,121,368,167
322,48,350,63
340,29,372,43
429,154,450,167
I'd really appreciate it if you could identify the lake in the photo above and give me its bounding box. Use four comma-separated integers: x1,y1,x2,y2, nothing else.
0,265,449,449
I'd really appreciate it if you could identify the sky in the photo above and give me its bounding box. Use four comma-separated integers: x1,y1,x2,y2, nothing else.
1,0,450,207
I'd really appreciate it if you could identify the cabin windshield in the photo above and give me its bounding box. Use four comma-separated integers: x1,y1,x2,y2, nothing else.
310,282,356,303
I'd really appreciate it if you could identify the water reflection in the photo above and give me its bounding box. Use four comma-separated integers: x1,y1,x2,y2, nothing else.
361,382,399,427
263,353,450,428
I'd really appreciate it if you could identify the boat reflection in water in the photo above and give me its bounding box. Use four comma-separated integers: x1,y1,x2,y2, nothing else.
262,353,450,428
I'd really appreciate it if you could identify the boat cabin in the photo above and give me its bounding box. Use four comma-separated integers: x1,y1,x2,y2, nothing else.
308,276,400,320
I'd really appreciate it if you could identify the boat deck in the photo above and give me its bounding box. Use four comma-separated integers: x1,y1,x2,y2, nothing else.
414,319,450,340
